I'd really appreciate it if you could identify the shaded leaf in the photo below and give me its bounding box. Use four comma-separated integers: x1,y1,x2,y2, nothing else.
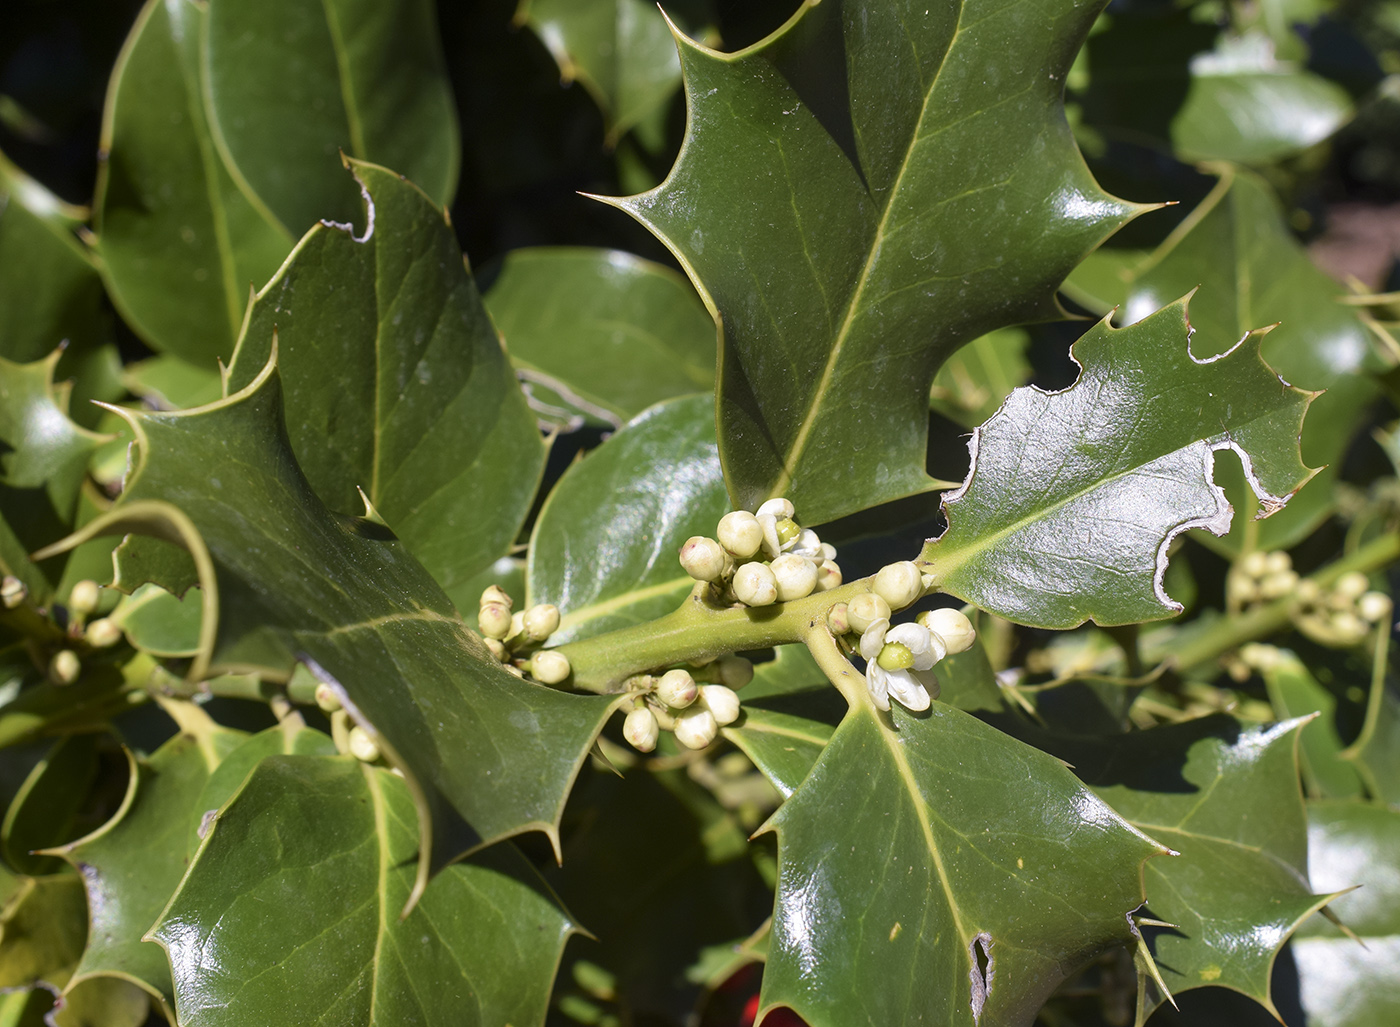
610,0,1138,524
517,0,714,142
1339,667,1400,807
108,584,202,659
120,356,223,412
928,327,1031,429
0,152,104,364
49,977,149,1027
528,394,728,644
920,298,1314,629
1048,716,1332,1017
1,735,99,878
0,874,87,990
483,246,716,427
1292,800,1400,1027
1063,166,1377,553
204,0,459,233
760,700,1165,1026
227,160,545,611
55,713,242,1013
73,359,616,877
547,765,771,1024
151,755,576,1027
1261,649,1365,799
95,0,291,364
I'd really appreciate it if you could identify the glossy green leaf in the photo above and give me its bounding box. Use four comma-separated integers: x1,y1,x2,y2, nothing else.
928,327,1031,429
547,765,771,1024
483,246,716,427
760,701,1165,1026
1052,716,1331,1017
226,160,545,611
0,351,106,600
83,359,616,873
517,0,713,142
1063,166,1377,553
204,0,459,233
528,394,728,643
1261,649,1365,799
55,712,242,1012
108,583,202,658
920,298,1314,629
723,645,841,800
95,0,291,365
610,0,1139,524
0,873,87,990
1292,800,1400,1027
152,755,576,1027
1,735,99,878
0,152,104,364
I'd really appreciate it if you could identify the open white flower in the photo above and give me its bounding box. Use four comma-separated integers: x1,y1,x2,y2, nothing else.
756,498,798,559
858,618,944,712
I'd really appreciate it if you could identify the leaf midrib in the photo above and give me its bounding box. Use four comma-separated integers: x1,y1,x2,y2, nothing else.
766,9,965,501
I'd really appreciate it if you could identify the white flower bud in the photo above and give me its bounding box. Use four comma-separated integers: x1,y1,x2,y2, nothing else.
917,608,976,655
818,542,837,562
872,561,922,610
478,602,512,640
523,603,561,641
680,536,728,581
815,560,842,591
756,498,794,520
716,512,764,559
1239,551,1269,579
674,706,718,749
699,684,741,726
1239,643,1286,672
847,593,892,633
1294,579,1323,607
1228,572,1260,605
650,703,677,730
531,650,572,684
623,707,659,752
348,725,380,763
1263,550,1292,576
479,585,514,610
656,668,698,708
827,603,851,636
1330,611,1369,643
1335,572,1369,601
485,637,508,661
314,682,342,713
69,580,101,616
49,650,80,686
717,655,753,690
1359,591,1392,624
84,618,123,648
509,610,526,638
1259,570,1298,600
1,576,25,609
771,554,818,602
733,562,778,607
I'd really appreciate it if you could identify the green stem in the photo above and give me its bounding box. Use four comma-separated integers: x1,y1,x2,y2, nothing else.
1160,531,1400,674
557,578,879,693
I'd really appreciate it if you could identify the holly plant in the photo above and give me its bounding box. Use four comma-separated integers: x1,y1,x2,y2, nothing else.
3,0,1400,1025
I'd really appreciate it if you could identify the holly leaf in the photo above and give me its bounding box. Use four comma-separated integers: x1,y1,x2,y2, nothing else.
48,358,617,888
150,755,576,1027
1036,715,1335,1019
1293,800,1400,1027
0,873,87,990
95,0,292,364
528,394,729,644
108,584,203,659
920,297,1314,629
0,735,100,878
1260,649,1365,800
1063,166,1377,554
607,0,1139,524
204,0,459,233
226,160,545,611
759,700,1165,1025
483,246,716,428
1339,666,1400,807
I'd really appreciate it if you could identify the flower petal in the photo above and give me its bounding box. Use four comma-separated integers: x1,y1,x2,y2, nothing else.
860,618,891,661
865,662,892,711
886,622,945,670
757,513,780,559
886,668,931,711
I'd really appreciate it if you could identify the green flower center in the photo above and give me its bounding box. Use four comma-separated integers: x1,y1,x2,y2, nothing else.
775,518,801,545
877,641,914,670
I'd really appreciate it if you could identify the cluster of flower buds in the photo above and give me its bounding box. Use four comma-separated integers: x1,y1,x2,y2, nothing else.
313,683,383,764
1228,550,1299,607
620,656,753,753
31,579,129,688
1292,570,1392,648
475,585,571,684
826,569,974,711
679,498,841,607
